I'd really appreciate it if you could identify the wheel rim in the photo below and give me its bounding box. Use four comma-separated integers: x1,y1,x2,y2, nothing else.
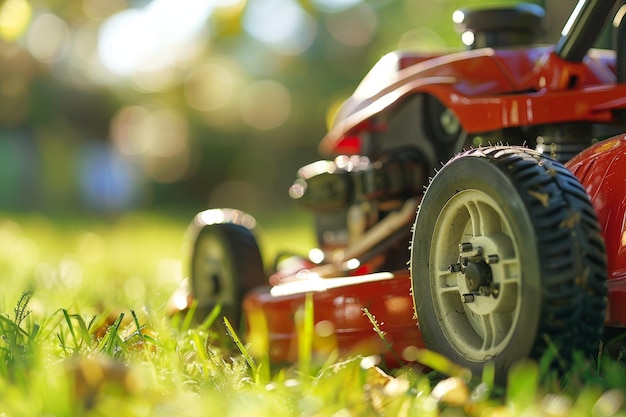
430,189,522,361
193,233,236,307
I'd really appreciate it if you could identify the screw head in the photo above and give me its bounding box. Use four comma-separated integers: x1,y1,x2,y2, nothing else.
478,286,491,296
459,242,473,253
461,293,475,303
485,254,499,264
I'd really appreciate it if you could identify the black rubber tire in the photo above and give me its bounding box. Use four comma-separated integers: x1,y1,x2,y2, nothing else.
411,146,607,380
189,213,266,328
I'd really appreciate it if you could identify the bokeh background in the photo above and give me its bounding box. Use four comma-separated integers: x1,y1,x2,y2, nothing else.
0,0,562,219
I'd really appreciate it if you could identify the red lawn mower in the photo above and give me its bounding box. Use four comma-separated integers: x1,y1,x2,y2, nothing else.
179,0,626,379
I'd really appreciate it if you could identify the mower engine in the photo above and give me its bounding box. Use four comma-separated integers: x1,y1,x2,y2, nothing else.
289,148,426,260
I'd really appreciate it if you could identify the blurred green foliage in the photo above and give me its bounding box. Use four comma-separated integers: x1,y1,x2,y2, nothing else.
0,0,538,217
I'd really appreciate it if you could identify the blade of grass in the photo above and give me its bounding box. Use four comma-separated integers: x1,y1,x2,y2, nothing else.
507,360,539,413
223,316,266,383
362,307,404,367
198,304,222,332
180,299,198,332
130,309,146,347
412,348,472,381
298,292,314,377
481,360,495,388
97,312,125,356
186,328,209,367
13,291,32,327
61,309,80,352
73,315,91,344
56,332,67,355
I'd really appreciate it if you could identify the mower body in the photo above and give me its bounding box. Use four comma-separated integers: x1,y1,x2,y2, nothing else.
187,0,626,369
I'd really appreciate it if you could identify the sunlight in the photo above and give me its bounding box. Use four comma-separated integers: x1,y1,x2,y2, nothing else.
98,0,213,75
97,9,153,75
326,2,377,47
0,0,31,41
25,13,70,63
312,0,362,13
110,104,192,183
239,79,291,130
185,64,236,112
242,0,316,55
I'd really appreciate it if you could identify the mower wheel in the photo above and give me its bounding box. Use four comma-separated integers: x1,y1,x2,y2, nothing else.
411,146,607,380
188,209,266,328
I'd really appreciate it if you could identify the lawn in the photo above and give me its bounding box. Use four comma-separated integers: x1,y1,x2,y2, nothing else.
0,211,624,416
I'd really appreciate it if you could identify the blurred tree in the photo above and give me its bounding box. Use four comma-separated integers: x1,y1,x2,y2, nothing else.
0,0,529,216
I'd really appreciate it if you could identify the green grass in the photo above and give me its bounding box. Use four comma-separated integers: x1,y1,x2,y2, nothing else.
0,211,624,416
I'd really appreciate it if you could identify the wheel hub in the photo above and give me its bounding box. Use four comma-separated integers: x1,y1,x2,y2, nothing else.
448,241,500,302
464,261,492,292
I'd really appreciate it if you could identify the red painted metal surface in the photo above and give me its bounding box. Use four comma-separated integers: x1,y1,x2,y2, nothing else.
243,270,422,367
566,135,626,326
320,47,626,156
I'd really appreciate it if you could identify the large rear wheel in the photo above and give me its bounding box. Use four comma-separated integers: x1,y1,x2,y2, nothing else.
411,146,607,380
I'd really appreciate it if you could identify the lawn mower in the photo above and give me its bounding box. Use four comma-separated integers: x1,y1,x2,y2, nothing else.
176,0,626,379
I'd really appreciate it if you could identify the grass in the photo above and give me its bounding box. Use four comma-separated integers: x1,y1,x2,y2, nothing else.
0,210,625,416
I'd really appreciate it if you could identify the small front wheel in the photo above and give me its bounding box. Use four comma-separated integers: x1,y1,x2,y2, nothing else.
411,146,607,379
188,209,266,327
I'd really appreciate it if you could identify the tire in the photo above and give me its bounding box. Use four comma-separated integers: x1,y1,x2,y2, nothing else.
410,146,607,379
188,209,266,328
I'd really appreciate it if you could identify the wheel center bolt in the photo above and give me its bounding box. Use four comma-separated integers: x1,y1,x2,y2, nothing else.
459,242,474,253
485,254,499,264
458,242,499,264
461,293,475,303
478,286,491,296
